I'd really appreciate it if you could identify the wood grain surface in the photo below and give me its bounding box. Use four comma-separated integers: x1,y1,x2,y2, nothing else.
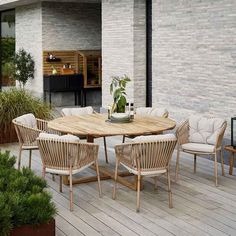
48,113,176,137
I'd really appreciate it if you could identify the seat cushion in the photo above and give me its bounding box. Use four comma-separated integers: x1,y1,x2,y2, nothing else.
38,133,80,142
182,143,215,153
132,133,176,142
62,106,94,116
189,115,225,145
136,107,168,117
15,113,37,128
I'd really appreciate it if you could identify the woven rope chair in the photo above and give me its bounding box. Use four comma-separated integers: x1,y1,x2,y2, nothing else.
12,114,57,170
122,107,169,143
175,117,227,186
113,136,177,212
37,137,102,211
61,106,109,163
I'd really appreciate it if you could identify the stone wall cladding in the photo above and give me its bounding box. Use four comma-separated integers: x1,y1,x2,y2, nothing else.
15,3,43,96
152,0,236,138
42,2,101,51
102,0,146,107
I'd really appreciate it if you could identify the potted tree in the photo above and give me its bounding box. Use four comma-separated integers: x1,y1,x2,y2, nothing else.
11,48,35,88
110,75,131,113
0,151,57,236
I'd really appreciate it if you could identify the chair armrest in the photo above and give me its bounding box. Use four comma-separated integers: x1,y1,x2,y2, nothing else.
215,121,227,149
176,120,189,145
36,118,61,135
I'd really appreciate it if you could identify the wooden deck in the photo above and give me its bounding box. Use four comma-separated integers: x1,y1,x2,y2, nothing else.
1,136,236,236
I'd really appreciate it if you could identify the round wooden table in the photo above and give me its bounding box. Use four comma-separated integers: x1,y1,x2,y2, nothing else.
48,113,176,190
48,113,176,141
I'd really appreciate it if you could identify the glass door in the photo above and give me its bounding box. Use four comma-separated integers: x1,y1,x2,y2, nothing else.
0,10,15,90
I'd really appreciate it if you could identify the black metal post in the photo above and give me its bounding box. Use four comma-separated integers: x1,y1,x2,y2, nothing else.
146,0,152,107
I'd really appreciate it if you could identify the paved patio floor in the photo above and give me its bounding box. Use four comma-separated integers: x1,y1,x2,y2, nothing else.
1,136,236,236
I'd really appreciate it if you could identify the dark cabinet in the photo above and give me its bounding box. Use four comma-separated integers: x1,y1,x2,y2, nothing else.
43,74,84,106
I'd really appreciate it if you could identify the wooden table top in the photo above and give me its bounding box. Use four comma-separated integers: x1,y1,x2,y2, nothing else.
48,113,176,137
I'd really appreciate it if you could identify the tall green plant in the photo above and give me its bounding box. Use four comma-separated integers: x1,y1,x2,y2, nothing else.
11,49,35,88
110,75,131,113
0,151,57,236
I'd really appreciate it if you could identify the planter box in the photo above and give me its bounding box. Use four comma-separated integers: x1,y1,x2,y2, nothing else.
10,219,55,236
0,123,18,144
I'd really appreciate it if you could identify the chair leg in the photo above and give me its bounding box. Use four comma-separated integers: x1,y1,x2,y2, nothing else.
29,150,32,169
95,160,102,197
154,176,158,191
220,149,225,176
18,145,23,170
42,167,46,178
59,176,63,193
122,135,125,143
136,173,141,212
167,168,173,208
194,154,197,173
214,152,218,187
69,172,73,211
175,148,180,182
112,159,119,200
103,137,109,163
52,174,55,181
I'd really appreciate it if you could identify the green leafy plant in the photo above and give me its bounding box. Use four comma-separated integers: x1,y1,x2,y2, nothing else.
110,75,131,113
0,151,57,236
0,88,52,144
11,49,35,88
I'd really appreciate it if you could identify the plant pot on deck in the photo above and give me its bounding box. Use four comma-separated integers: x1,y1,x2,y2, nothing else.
10,219,55,236
0,122,18,144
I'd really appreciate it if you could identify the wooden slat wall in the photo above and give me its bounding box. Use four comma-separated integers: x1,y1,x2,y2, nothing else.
43,51,78,75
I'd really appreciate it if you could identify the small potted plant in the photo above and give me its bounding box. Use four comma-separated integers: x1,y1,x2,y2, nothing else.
0,151,57,236
110,75,131,113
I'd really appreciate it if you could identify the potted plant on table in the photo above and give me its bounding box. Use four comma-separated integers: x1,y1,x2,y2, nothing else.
110,75,131,113
0,151,57,236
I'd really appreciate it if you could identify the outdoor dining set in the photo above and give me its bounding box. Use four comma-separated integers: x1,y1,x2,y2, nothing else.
12,107,227,212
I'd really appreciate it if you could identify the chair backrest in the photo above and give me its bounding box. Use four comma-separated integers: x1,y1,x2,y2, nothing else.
12,114,39,145
115,134,177,172
61,106,94,116
136,107,168,118
188,115,227,145
37,134,98,171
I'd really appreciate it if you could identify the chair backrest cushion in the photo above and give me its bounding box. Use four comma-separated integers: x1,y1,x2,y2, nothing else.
132,133,176,142
189,115,225,145
38,132,80,142
136,107,168,117
15,113,37,128
61,106,94,116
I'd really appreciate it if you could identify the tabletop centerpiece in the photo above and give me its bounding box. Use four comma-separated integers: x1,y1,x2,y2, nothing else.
109,75,131,123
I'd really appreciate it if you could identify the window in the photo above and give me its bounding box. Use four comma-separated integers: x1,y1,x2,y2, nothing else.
0,10,15,89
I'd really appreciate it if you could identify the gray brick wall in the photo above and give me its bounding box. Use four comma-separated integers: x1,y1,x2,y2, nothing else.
42,2,101,51
102,0,146,108
15,3,43,96
152,0,236,138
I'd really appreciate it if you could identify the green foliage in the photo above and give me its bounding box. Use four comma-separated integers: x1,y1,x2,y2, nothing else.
0,151,57,236
0,88,52,125
110,75,131,113
1,37,15,64
11,49,35,87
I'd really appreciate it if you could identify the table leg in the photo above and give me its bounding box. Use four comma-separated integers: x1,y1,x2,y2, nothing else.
229,152,234,175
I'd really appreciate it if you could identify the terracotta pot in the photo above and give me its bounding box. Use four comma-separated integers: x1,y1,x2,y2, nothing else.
10,219,55,236
0,122,18,144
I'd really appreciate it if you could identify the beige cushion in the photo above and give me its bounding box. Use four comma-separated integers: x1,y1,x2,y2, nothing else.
15,113,37,128
182,143,215,153
132,133,176,142
189,115,225,145
38,133,80,142
136,107,168,117
61,106,93,116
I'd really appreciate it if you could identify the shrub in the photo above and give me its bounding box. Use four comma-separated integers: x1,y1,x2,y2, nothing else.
0,151,57,236
0,88,52,125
